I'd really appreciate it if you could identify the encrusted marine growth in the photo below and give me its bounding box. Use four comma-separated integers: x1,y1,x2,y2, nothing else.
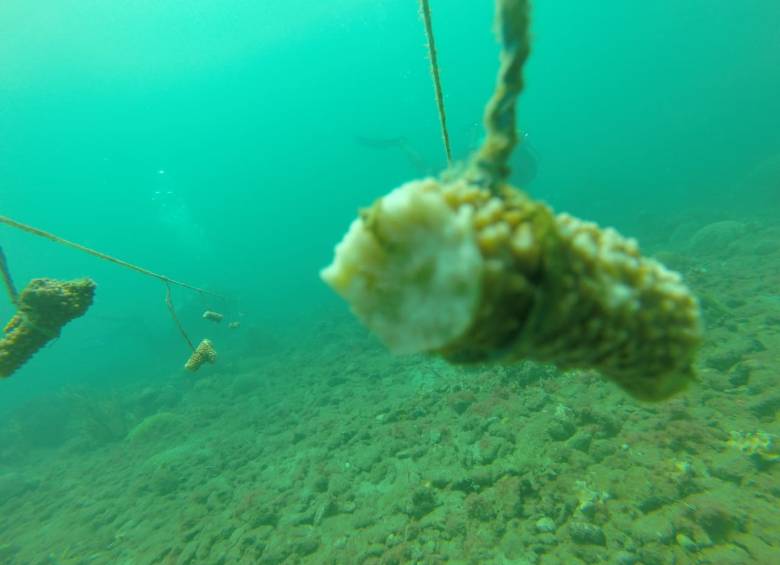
322,178,700,400
320,0,702,401
0,278,96,378
202,310,224,323
185,339,217,372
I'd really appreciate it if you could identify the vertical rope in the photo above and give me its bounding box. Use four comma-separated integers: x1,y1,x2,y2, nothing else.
165,282,196,352
0,246,18,306
469,0,532,191
419,0,453,166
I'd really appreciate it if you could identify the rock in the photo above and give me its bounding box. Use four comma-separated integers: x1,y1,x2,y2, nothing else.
691,495,743,542
312,475,329,493
0,472,36,505
292,533,320,557
613,550,638,565
727,362,751,387
535,516,556,533
688,221,746,256
748,394,780,421
0,543,19,561
631,510,676,545
668,221,700,247
352,509,376,529
312,497,337,526
406,486,437,519
427,467,451,489
147,464,181,496
231,373,262,396
135,386,180,416
705,336,764,371
473,435,507,465
548,420,576,441
468,468,497,488
567,431,593,452
138,444,210,496
126,412,184,445
697,544,751,565
16,396,72,448
452,476,480,493
250,505,279,528
568,521,606,546
709,452,753,484
259,540,292,564
637,493,673,514
589,440,617,462
465,493,497,522
675,533,697,552
448,391,476,414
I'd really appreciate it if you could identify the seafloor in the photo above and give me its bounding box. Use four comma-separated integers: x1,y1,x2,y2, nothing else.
1,216,779,564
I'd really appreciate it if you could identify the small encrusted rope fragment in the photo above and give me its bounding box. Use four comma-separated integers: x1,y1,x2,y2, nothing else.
185,339,217,372
0,278,96,378
202,310,224,323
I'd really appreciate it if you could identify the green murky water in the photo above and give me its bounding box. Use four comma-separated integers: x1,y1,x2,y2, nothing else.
1,1,778,563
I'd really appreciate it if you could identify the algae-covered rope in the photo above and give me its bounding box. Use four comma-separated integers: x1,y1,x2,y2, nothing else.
419,0,452,166
0,214,220,298
469,0,532,191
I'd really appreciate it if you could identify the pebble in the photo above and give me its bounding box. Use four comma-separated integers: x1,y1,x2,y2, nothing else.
676,532,698,552
569,521,606,546
614,550,638,565
535,516,557,533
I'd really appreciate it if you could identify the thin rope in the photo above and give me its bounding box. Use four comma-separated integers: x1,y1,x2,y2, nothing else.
165,282,196,352
0,214,221,298
419,0,453,166
0,246,18,306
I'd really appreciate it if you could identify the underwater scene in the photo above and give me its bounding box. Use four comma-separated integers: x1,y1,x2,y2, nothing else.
1,0,779,563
